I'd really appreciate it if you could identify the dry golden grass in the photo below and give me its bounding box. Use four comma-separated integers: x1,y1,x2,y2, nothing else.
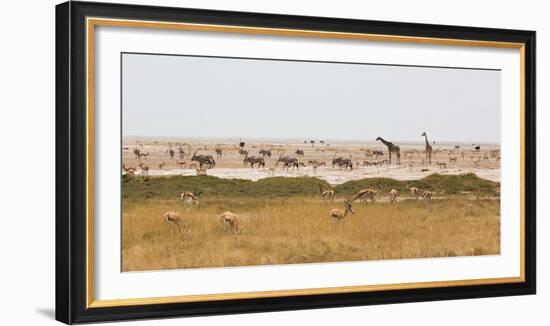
122,196,500,271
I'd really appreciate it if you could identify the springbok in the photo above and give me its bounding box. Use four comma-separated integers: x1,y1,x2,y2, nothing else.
389,189,399,203
407,183,419,199
329,199,355,222
351,186,379,203
421,190,433,202
308,160,326,174
220,211,241,235
180,191,201,211
318,183,335,203
164,211,187,233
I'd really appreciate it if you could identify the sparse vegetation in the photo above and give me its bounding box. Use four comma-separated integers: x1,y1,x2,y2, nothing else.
123,173,499,201
122,174,500,271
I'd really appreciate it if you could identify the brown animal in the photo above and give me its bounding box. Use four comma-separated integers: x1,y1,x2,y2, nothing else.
180,191,201,211
319,184,335,203
351,187,379,203
389,189,399,203
329,199,355,221
407,183,420,199
421,190,432,201
164,211,187,232
220,211,241,235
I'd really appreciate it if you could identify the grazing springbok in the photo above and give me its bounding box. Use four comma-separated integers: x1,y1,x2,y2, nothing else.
421,190,433,202
436,161,447,169
350,186,379,203
389,189,399,203
318,184,335,203
407,183,419,199
180,191,201,211
164,211,187,233
329,199,355,222
220,211,241,235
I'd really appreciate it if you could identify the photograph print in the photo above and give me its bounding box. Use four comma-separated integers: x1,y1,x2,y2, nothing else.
121,52,501,272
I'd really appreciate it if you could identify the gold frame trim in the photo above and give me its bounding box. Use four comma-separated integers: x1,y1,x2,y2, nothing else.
85,17,526,309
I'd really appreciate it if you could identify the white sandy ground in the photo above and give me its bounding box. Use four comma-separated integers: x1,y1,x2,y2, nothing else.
143,165,500,185
124,137,500,185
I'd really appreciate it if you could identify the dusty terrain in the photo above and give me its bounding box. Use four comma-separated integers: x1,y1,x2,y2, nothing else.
122,137,500,184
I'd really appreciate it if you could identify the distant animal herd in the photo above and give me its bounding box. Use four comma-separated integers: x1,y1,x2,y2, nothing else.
122,132,500,178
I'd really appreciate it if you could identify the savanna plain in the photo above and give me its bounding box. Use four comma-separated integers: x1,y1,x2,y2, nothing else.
122,138,500,271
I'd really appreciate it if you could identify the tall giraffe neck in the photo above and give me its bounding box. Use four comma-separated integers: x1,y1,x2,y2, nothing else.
378,137,393,147
424,134,430,146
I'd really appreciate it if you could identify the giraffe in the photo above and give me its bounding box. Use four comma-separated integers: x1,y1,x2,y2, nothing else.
421,131,433,164
375,137,401,165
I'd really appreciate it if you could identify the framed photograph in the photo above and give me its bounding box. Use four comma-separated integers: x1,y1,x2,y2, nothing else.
56,1,536,324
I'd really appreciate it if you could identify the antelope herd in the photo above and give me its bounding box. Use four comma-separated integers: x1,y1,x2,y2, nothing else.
163,179,434,236
124,134,496,236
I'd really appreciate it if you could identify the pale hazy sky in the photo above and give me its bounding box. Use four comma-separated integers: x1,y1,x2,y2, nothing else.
122,53,501,143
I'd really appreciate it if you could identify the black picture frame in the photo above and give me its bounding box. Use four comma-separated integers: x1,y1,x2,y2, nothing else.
56,1,536,324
